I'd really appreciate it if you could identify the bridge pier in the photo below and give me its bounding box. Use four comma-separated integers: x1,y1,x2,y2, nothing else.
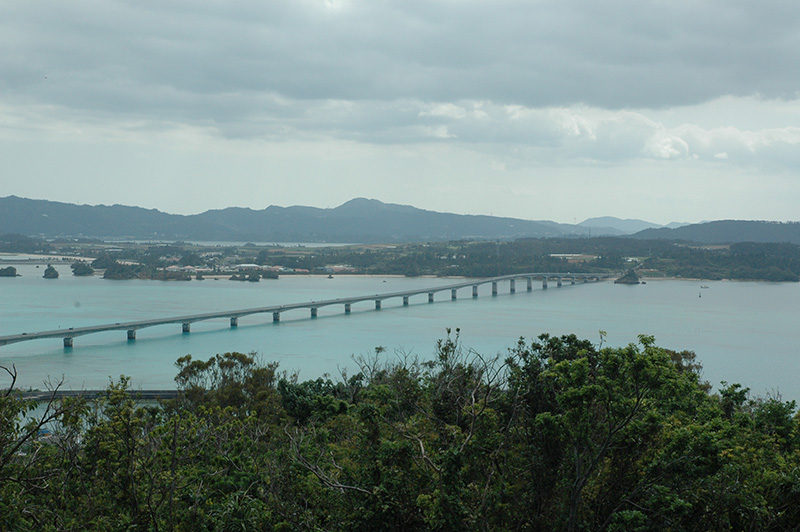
557,278,562,287
2,272,617,351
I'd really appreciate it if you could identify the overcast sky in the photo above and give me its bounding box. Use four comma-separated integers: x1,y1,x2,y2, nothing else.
1,0,798,225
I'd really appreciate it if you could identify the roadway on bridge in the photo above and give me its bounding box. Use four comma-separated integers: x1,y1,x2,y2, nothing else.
0,272,610,349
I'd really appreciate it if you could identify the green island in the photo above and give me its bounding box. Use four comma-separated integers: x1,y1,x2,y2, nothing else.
0,266,18,277
70,261,94,276
3,332,799,530
42,264,59,279
3,233,800,282
614,269,641,284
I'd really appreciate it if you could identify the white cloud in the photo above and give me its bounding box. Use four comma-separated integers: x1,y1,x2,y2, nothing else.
419,103,467,120
553,111,596,140
647,136,690,159
428,125,456,139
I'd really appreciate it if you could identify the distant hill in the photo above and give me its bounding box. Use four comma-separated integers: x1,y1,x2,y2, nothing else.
6,196,792,245
631,220,800,245
665,221,693,229
578,216,663,236
0,196,591,243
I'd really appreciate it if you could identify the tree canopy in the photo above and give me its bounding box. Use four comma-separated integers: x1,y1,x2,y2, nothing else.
70,261,94,276
2,333,799,531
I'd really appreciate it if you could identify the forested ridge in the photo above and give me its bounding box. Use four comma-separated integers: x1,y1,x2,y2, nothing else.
0,196,581,242
241,238,800,281
3,332,799,531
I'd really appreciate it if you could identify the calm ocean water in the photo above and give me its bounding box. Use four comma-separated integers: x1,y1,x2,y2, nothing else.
1,262,799,400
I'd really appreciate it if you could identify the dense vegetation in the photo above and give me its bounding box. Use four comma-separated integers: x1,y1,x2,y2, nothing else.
0,196,580,243
42,264,59,279
96,259,192,281
634,220,800,245
251,238,800,281
6,196,800,244
3,333,799,531
70,261,94,276
0,233,53,255
4,233,800,281
614,269,640,284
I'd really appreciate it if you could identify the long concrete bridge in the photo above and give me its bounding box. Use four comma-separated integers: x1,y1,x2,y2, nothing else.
0,272,611,349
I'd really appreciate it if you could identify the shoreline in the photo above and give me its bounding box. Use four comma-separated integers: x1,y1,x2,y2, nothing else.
0,253,93,263
2,258,789,284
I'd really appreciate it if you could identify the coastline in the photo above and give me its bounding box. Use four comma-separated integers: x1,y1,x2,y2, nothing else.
0,253,93,263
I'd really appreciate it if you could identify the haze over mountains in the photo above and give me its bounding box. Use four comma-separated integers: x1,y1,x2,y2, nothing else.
1,196,799,245
578,217,689,235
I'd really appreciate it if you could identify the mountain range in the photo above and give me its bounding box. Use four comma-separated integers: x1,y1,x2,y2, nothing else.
578,217,688,236
1,196,798,245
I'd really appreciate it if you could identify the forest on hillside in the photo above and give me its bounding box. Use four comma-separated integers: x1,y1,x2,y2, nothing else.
2,332,799,531
245,238,800,281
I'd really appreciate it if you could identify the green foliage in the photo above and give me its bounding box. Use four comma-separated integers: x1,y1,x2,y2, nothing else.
0,233,52,254
614,268,640,284
91,253,118,269
70,260,94,276
2,337,800,531
42,264,59,278
178,252,204,267
243,237,800,281
278,377,348,424
173,352,283,421
101,260,140,280
13,231,800,281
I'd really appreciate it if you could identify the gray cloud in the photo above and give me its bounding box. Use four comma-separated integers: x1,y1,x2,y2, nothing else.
3,0,798,121
2,0,799,223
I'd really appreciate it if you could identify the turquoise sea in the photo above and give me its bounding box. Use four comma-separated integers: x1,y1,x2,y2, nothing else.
1,262,799,400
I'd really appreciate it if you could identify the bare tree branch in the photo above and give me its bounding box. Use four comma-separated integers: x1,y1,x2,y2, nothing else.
285,426,372,496
1,364,18,397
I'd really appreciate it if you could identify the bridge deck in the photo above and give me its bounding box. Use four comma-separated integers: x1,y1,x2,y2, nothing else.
22,389,180,401
0,272,609,348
